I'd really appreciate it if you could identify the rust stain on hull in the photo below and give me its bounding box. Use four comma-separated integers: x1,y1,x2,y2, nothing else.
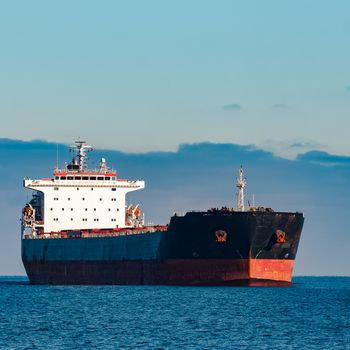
24,259,294,286
249,259,294,282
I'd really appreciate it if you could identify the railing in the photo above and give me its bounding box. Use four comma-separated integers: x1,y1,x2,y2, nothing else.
23,225,168,239
54,167,117,174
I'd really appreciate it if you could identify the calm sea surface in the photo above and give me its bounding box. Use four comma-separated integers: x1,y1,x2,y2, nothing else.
0,277,349,349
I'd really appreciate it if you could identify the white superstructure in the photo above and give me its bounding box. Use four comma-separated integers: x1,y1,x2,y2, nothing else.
22,141,145,237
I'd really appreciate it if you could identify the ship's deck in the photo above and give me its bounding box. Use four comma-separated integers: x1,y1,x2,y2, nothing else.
23,225,168,240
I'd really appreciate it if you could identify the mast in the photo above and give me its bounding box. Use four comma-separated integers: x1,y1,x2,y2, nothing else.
236,166,246,211
69,141,93,172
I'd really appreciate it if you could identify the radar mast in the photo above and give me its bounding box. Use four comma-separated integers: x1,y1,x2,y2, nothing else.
236,166,246,211
69,141,93,172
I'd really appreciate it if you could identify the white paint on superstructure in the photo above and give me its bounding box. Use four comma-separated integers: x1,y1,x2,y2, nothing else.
22,141,145,236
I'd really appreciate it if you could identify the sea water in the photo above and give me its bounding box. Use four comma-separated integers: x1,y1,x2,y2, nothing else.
0,277,349,349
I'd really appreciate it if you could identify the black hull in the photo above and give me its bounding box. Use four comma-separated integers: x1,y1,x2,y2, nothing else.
22,211,304,285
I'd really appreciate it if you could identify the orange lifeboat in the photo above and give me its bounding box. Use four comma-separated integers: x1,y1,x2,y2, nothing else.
23,204,33,217
134,208,141,217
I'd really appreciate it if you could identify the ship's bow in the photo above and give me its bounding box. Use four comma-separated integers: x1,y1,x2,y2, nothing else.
248,211,304,285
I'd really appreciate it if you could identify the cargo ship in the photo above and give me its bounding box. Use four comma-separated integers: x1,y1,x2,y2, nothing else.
21,141,304,286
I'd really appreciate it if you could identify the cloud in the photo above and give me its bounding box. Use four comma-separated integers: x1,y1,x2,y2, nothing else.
297,150,350,166
290,141,326,149
271,103,288,109
290,143,306,148
1,138,350,276
222,103,242,111
259,139,326,159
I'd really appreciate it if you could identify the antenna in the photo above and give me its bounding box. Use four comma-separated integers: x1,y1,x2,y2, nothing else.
56,143,59,170
236,166,246,211
69,140,93,172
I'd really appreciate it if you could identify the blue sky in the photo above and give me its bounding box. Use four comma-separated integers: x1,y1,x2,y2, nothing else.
1,2,350,276
1,1,350,157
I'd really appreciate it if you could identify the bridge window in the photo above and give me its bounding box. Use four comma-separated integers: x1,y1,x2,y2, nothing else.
97,177,104,180
61,177,66,180
82,176,88,180
105,177,110,180
67,176,73,180
90,177,96,180
75,176,81,180
111,188,116,191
